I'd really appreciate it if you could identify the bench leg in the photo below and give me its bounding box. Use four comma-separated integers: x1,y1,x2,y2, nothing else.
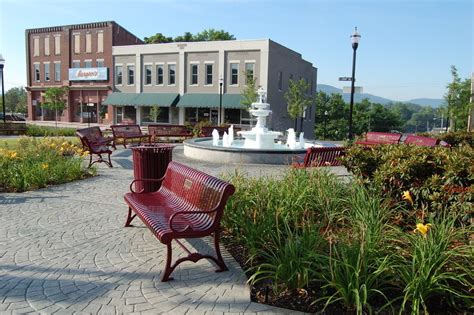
213,228,229,272
162,242,174,282
124,207,137,227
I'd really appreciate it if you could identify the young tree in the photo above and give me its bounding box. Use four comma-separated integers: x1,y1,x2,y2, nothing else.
144,29,235,44
240,75,258,110
314,91,347,140
193,29,235,41
144,33,173,44
148,105,161,122
41,87,69,129
284,78,312,132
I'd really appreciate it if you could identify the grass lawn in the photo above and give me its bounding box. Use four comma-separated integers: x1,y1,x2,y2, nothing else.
0,136,79,149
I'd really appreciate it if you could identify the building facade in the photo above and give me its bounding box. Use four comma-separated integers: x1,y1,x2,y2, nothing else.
25,21,142,124
105,39,317,138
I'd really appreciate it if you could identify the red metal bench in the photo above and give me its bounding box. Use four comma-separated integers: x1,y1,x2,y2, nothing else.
404,134,439,147
147,124,193,142
124,161,236,281
76,126,116,149
355,132,402,146
110,124,151,148
293,146,346,168
75,129,113,168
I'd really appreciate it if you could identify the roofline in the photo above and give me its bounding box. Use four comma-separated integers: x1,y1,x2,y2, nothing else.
26,21,116,33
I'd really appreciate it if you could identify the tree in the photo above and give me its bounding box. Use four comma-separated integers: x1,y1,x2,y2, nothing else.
148,105,161,122
240,75,258,110
144,33,173,44
284,78,312,132
444,65,472,131
5,87,27,114
193,29,235,41
314,91,347,140
41,87,69,128
144,29,235,44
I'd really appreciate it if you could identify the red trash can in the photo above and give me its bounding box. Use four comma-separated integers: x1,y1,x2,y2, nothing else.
131,144,174,193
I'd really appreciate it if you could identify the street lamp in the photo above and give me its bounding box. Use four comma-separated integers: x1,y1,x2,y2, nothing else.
219,77,223,125
324,110,328,140
348,27,361,140
0,54,5,124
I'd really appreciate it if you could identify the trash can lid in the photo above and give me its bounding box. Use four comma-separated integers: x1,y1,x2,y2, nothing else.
131,143,175,151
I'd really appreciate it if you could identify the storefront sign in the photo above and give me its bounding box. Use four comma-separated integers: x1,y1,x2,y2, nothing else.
68,67,108,81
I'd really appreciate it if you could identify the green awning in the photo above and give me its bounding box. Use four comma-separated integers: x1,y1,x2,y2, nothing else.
177,93,244,109
103,93,179,107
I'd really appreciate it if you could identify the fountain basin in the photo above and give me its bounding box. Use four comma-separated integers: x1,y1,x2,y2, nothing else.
184,138,314,165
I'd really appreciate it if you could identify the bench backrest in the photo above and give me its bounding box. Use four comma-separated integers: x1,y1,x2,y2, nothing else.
111,124,143,137
303,147,345,167
160,161,235,227
148,124,192,137
365,132,401,144
76,126,104,142
404,134,439,147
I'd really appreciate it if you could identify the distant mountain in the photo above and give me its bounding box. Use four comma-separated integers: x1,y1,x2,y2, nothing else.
317,84,444,107
407,98,444,107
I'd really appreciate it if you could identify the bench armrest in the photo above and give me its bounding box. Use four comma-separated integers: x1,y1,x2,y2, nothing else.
130,177,165,193
168,207,218,233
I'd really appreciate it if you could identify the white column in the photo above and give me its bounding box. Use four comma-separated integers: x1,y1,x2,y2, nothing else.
135,106,141,125
179,107,185,125
179,51,185,95
135,53,141,93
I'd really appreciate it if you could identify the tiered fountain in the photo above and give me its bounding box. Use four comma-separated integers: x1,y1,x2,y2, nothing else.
183,88,330,164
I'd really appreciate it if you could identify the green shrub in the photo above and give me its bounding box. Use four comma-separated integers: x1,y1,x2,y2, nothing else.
0,137,95,192
341,145,473,222
26,124,76,137
417,131,474,147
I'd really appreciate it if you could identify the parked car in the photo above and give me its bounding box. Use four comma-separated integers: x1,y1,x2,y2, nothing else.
0,113,26,121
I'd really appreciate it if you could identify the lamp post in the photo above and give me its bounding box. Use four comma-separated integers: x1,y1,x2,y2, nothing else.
348,27,361,140
219,77,223,125
324,110,328,140
0,54,5,124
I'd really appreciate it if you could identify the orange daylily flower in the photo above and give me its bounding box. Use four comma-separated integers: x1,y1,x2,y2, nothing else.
414,223,432,236
402,190,413,205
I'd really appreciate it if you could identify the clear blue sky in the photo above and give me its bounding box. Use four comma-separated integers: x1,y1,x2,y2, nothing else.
0,0,472,101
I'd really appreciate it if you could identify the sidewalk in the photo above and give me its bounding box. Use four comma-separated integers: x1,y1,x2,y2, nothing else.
0,145,324,314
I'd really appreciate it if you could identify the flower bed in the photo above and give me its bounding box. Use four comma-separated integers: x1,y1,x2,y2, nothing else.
222,166,472,313
0,137,95,192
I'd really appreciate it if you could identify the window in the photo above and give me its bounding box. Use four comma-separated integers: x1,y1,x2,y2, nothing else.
85,33,92,53
115,65,123,85
44,63,50,81
278,71,283,91
168,64,176,85
191,64,198,85
205,64,213,85
72,60,80,68
97,31,104,53
230,63,239,85
144,65,152,85
84,60,92,68
74,34,80,54
245,63,254,83
54,35,60,55
156,65,164,85
127,65,135,85
54,62,61,81
96,59,104,68
33,37,39,57
34,63,40,82
44,37,50,56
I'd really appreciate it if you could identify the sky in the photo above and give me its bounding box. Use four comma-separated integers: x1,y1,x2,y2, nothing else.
0,0,472,102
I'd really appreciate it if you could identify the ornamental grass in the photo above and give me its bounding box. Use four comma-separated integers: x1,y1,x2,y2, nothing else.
0,137,95,192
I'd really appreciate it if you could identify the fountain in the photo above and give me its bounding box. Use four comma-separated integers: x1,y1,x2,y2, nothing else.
237,88,282,149
183,88,337,164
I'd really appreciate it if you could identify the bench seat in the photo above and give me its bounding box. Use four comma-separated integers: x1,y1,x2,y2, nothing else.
124,161,235,281
148,124,193,142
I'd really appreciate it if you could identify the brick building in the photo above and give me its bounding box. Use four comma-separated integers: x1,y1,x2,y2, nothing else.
25,21,142,124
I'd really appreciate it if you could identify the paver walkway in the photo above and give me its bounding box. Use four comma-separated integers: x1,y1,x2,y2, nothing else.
0,145,349,314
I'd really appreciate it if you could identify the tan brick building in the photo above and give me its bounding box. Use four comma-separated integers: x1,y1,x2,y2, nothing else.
25,21,142,124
